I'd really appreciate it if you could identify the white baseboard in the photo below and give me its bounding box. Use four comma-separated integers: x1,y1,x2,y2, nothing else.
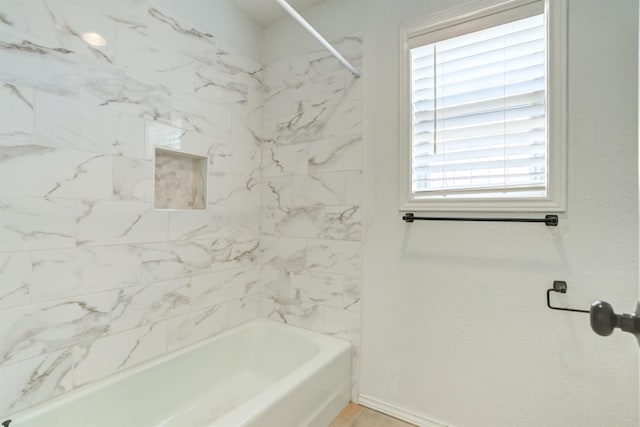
358,394,448,427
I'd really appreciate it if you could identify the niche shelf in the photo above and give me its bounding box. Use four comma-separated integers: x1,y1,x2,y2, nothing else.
153,147,208,210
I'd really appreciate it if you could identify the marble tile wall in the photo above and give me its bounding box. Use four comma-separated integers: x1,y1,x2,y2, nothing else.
0,0,262,416
260,35,364,398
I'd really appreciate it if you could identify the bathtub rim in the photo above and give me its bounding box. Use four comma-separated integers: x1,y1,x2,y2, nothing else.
210,325,352,426
3,318,352,423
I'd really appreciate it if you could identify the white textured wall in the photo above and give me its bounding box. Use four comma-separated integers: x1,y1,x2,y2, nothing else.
264,0,639,426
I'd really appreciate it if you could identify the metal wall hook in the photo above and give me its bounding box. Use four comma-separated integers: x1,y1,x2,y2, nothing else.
546,281,589,314
546,281,640,342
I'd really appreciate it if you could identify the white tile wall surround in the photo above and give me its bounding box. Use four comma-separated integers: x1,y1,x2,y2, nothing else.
259,35,363,400
31,245,143,302
0,252,31,309
72,322,167,387
0,293,112,366
0,83,35,147
0,0,363,412
167,303,228,351
0,0,263,415
0,349,73,416
0,197,78,252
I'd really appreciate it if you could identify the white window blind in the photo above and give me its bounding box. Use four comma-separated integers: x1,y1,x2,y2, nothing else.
410,8,547,198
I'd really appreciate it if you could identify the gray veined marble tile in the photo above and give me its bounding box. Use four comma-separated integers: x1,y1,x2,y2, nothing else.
324,306,360,347
112,156,154,202
343,67,364,103
263,295,323,331
167,304,228,351
263,54,312,94
170,90,232,138
263,100,329,146
261,264,291,300
151,126,212,160
261,177,293,210
308,135,363,173
291,172,358,206
0,196,77,252
0,292,112,366
34,91,143,156
322,98,363,138
167,210,228,241
260,236,306,274
31,245,143,303
0,349,73,416
77,64,173,122
271,206,325,239
110,279,191,334
226,294,260,328
208,139,260,174
114,113,146,158
216,41,262,88
146,5,217,66
0,252,31,310
305,239,361,278
0,145,113,200
76,200,168,246
262,143,308,177
114,23,197,94
191,265,260,309
291,271,360,313
89,0,151,35
210,233,260,272
231,108,262,146
144,121,186,159
290,271,345,309
219,173,261,232
0,82,35,147
194,64,249,110
141,240,214,283
324,206,362,241
309,35,363,77
207,77,260,116
343,276,361,313
261,207,277,237
208,170,259,210
0,27,80,97
0,0,117,63
292,69,347,107
262,86,294,120
266,97,361,146
72,321,166,387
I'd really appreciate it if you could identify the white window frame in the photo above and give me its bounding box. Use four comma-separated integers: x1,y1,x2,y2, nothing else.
398,0,567,212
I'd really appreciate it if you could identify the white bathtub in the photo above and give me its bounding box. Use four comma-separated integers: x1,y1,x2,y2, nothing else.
3,319,351,427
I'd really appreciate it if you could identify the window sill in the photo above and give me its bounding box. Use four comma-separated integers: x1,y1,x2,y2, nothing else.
399,196,566,213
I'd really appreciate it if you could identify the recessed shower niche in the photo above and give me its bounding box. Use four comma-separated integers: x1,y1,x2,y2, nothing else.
153,147,208,210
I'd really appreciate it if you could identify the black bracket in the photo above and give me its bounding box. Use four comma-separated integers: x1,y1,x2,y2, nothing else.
2,420,11,427
546,281,589,314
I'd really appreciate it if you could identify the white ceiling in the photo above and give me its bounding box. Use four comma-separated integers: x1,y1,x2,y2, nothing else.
228,0,326,28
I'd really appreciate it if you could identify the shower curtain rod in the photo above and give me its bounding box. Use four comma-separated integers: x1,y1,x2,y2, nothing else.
275,0,361,78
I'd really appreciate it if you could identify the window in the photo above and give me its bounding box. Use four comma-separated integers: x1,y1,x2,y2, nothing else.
399,0,566,212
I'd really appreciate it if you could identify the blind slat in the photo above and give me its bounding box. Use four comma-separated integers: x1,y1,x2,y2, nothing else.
410,12,547,196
